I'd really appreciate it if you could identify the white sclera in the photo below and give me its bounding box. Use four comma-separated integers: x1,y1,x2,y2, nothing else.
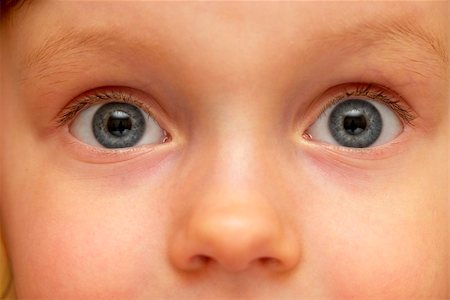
70,103,166,148
307,99,403,147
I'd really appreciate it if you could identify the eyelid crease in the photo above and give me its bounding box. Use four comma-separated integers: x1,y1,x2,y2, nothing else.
55,89,156,128
316,83,417,126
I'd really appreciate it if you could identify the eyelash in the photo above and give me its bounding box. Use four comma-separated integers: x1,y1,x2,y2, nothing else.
318,83,417,125
55,83,417,130
55,89,152,128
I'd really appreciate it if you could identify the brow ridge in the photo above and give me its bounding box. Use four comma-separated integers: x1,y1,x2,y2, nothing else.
314,16,448,73
20,13,449,85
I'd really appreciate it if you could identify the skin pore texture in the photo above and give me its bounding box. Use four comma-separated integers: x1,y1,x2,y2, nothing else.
0,1,449,299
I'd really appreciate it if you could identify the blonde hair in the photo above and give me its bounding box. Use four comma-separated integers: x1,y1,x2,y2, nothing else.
0,234,15,299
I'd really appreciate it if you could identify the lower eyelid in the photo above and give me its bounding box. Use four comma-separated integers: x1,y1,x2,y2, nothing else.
301,133,411,162
59,129,176,164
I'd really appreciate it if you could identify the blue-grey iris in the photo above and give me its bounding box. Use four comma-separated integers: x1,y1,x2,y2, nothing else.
328,99,382,148
92,102,146,148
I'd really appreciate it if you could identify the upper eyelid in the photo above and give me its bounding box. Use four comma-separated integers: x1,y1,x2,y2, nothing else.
56,83,417,133
55,88,160,128
315,83,418,126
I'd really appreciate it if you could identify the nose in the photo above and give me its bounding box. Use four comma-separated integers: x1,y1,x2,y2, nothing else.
169,190,300,273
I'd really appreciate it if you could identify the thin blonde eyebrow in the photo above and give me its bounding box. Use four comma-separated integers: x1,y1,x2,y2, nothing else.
20,26,163,84
369,19,448,66
22,27,115,70
20,14,448,85
364,19,447,65
20,27,119,82
314,17,448,78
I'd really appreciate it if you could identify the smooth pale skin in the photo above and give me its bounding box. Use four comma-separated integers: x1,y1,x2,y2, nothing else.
0,1,448,299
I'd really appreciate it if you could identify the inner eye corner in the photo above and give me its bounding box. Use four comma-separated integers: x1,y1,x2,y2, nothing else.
162,131,172,143
302,131,313,141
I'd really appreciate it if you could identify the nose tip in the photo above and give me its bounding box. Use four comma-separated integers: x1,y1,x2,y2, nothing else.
169,206,300,273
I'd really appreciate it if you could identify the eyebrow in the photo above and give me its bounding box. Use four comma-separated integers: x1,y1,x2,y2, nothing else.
20,26,164,84
373,20,448,66
313,17,448,78
20,14,448,85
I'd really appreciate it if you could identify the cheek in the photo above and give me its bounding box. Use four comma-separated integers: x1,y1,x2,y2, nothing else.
4,164,170,298
289,127,448,298
302,153,448,298
317,213,446,298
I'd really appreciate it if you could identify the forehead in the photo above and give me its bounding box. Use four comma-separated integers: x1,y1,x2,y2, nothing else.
3,1,448,117
12,2,445,82
12,1,448,66
11,1,447,52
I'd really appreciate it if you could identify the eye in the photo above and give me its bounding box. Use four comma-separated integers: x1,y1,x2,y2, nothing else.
306,98,403,148
70,102,167,149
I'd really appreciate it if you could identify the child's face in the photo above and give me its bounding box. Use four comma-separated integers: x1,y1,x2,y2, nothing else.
1,1,448,298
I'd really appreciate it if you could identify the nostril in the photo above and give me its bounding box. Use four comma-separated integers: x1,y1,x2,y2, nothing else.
260,257,277,264
187,255,211,270
258,257,291,272
259,257,284,270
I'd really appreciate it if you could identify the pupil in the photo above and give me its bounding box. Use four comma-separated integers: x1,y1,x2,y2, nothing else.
107,111,132,137
343,115,367,135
